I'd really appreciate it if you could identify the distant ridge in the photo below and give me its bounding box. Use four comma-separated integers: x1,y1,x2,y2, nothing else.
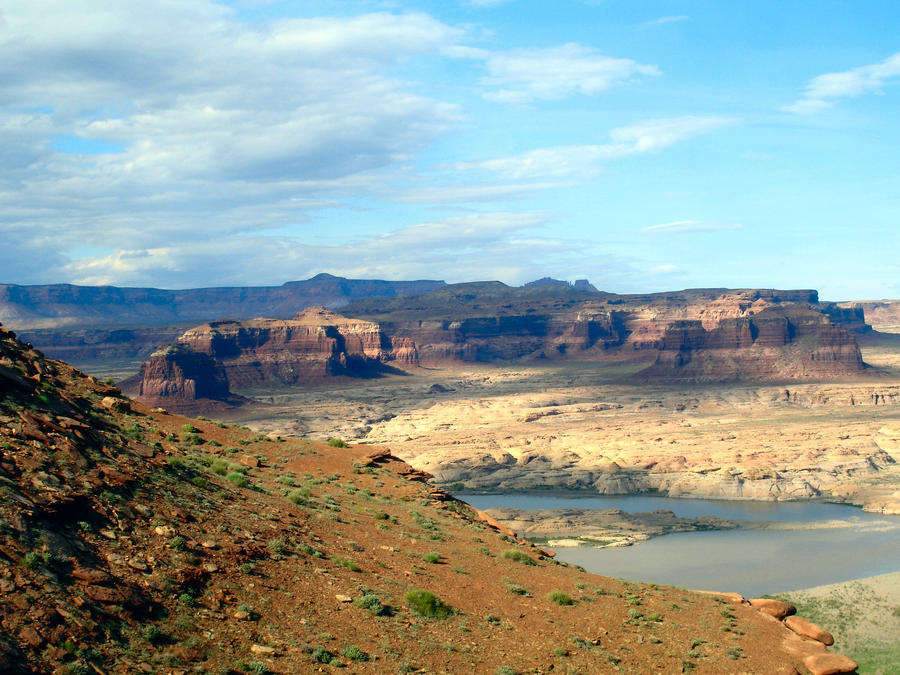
0,275,447,330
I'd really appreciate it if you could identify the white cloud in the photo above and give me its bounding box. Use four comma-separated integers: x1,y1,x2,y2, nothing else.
452,43,660,103
785,51,900,113
642,15,690,27
445,116,732,181
62,212,556,287
640,220,743,234
0,3,469,281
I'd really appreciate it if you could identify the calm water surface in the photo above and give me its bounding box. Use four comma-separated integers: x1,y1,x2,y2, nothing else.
460,493,900,596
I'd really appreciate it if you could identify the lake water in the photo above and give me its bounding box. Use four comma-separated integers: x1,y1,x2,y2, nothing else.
460,493,900,596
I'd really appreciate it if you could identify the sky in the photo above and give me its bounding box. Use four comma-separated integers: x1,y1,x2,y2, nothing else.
2,1,899,300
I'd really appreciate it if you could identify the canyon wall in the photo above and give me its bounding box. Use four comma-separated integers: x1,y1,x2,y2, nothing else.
132,285,874,405
134,308,417,405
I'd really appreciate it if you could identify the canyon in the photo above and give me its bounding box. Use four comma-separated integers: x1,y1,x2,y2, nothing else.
0,319,861,674
9,277,896,516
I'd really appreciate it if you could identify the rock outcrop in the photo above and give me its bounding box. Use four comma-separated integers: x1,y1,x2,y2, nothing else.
345,285,869,381
134,308,418,404
137,343,231,403
635,306,865,382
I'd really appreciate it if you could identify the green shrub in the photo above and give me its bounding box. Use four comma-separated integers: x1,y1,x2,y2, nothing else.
181,424,201,434
168,536,187,551
141,624,160,642
309,646,335,664
226,472,248,488
341,645,369,662
22,552,40,569
191,476,208,488
287,489,308,505
501,549,537,566
210,459,229,475
547,591,574,606
327,438,348,448
507,584,530,596
423,551,441,564
354,593,390,616
333,556,360,572
405,589,455,619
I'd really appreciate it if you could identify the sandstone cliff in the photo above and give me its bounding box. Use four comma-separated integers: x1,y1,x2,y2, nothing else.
135,308,418,405
635,306,865,382
137,343,231,403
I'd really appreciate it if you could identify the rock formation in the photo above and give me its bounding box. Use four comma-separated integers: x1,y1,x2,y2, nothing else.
137,343,231,403
129,285,874,404
134,308,418,405
635,306,865,382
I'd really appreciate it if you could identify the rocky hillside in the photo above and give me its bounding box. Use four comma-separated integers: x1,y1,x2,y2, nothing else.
0,323,861,673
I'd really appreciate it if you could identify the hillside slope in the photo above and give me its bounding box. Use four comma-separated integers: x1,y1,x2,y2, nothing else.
0,323,858,673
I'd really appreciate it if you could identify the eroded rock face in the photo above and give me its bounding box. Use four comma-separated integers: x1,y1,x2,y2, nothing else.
136,308,419,400
177,307,416,389
635,306,864,382
137,343,230,402
344,286,868,381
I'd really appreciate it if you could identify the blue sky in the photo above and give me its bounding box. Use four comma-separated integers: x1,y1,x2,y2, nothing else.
2,0,899,300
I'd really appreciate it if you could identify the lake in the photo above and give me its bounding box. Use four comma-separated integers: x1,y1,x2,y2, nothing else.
460,493,900,597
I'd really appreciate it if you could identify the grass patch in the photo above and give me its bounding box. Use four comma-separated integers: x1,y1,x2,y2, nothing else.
405,589,455,619
501,549,537,566
547,590,574,606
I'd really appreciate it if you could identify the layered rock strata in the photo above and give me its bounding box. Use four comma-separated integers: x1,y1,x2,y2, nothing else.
635,306,864,382
135,308,417,405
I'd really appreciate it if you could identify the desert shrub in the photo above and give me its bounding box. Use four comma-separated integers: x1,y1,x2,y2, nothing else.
181,424,201,434
141,624,161,643
309,646,335,664
354,593,390,616
501,549,537,566
547,591,574,606
191,476,207,488
287,489,309,505
405,589,455,619
423,551,441,564
168,536,187,551
327,437,348,448
299,543,324,558
333,556,360,572
210,459,229,475
226,472,248,488
341,645,369,662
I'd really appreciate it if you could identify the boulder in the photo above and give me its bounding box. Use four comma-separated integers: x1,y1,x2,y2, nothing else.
802,653,859,675
748,597,796,619
784,615,834,645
